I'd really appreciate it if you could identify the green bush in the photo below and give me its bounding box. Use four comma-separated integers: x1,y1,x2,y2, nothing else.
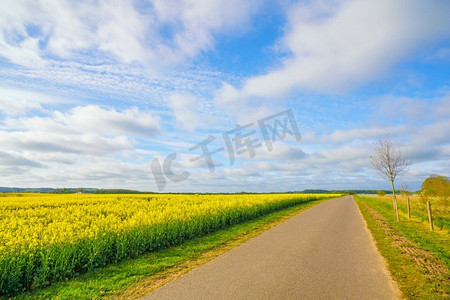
377,190,386,196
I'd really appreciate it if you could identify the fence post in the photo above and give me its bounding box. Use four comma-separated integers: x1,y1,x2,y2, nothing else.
394,198,400,222
407,197,411,219
427,201,434,231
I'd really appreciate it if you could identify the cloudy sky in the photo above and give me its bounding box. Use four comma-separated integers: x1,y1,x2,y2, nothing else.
0,0,449,192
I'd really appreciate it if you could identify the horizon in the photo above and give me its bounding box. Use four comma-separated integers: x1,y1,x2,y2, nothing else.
1,1,449,192
0,186,420,194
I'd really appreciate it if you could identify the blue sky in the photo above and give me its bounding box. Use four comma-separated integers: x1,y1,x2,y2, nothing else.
0,0,449,192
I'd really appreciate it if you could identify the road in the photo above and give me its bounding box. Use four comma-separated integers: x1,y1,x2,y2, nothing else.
142,196,400,300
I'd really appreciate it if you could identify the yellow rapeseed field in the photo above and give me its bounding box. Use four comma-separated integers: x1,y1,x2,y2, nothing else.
0,193,337,295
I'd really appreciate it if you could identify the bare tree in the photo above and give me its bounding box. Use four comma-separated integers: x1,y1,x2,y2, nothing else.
400,183,412,197
370,137,410,221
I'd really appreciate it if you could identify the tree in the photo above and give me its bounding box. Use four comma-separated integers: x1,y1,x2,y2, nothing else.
421,174,450,205
370,138,410,221
377,190,386,196
400,183,412,197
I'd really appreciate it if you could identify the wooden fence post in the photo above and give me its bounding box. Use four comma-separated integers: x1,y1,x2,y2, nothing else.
407,197,411,219
394,198,400,222
427,201,434,231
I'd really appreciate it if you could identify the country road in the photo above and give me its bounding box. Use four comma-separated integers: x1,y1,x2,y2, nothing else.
142,196,400,299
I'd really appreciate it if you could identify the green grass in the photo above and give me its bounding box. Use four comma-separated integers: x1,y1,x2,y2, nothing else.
395,195,449,230
355,195,449,299
360,195,449,264
11,197,334,299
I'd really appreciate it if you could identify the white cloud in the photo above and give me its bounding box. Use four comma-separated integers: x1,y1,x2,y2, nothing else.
230,141,308,163
216,0,450,103
4,104,160,137
0,36,45,68
0,153,153,189
0,103,161,179
168,92,212,132
410,119,450,148
0,87,68,115
0,0,261,69
435,94,450,119
302,125,409,145
369,93,450,125
0,131,132,155
0,150,42,167
64,105,160,137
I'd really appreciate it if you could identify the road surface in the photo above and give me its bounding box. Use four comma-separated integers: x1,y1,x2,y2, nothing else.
142,196,400,299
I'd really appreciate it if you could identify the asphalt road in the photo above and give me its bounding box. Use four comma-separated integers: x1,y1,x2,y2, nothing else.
142,196,400,300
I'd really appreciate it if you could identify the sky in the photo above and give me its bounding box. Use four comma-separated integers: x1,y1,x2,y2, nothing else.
0,0,449,192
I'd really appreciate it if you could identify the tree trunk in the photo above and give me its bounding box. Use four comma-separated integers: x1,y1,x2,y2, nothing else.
427,201,434,231
390,179,400,222
389,179,396,210
407,197,410,219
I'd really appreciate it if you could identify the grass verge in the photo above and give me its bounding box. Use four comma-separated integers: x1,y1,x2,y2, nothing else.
12,197,334,299
355,195,449,299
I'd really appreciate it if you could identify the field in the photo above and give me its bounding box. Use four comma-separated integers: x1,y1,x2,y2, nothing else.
0,193,337,296
355,195,449,299
365,194,449,230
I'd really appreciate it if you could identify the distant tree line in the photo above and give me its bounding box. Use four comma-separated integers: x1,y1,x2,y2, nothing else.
0,187,149,194
301,189,396,195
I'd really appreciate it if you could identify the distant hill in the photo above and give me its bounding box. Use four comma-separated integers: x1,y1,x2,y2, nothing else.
0,187,148,194
0,187,55,193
